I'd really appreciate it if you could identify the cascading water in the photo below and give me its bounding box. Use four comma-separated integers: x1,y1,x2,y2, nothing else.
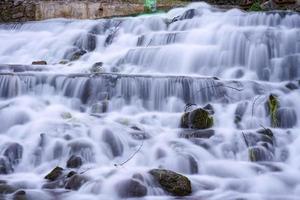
0,2,300,200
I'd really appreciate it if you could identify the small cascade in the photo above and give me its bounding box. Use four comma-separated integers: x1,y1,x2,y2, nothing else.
0,2,299,200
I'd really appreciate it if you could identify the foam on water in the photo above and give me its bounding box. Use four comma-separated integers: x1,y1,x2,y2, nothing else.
0,2,300,200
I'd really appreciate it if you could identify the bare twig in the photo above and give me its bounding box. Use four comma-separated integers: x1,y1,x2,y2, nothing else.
115,140,144,167
198,83,244,93
251,95,262,117
242,132,249,148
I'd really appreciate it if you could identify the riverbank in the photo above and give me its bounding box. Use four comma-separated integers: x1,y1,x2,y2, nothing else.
0,0,299,23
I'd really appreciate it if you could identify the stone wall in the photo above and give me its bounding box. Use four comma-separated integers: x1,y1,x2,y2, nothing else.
0,0,299,23
0,0,36,22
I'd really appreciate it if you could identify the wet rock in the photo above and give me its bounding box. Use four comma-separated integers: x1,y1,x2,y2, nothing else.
249,146,273,162
180,108,213,129
64,174,89,190
70,49,87,61
42,179,65,189
66,155,83,169
102,129,123,157
90,62,104,73
0,157,12,174
276,107,297,128
59,60,68,65
90,101,108,113
68,140,94,162
116,179,147,198
180,129,215,139
13,190,27,200
75,33,97,52
3,143,23,165
0,183,17,194
32,60,47,65
45,166,64,181
203,104,214,115
188,156,198,174
285,82,298,90
234,101,249,127
149,169,192,196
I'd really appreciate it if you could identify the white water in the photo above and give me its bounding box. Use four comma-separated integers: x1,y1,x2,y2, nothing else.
0,3,300,200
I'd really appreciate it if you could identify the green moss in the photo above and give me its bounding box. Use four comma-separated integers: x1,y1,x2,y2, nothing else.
248,0,263,12
268,94,279,127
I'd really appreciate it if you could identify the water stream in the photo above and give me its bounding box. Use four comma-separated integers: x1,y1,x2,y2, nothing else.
0,3,300,200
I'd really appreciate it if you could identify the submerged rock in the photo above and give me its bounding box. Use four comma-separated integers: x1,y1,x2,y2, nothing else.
66,155,83,169
12,190,27,200
65,174,89,190
180,108,213,129
90,62,104,73
149,169,192,196
45,166,64,181
276,107,297,128
249,146,273,162
3,143,23,165
180,129,215,139
0,183,17,194
0,157,13,174
102,129,123,157
116,179,147,198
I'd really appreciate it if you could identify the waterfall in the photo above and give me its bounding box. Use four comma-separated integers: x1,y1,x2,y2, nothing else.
0,2,300,200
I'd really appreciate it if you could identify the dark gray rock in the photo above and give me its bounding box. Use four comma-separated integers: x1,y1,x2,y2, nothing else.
102,129,123,157
44,166,64,181
180,108,214,129
0,183,17,194
180,129,215,139
3,143,23,165
116,179,147,198
149,169,192,196
64,174,89,190
66,155,83,169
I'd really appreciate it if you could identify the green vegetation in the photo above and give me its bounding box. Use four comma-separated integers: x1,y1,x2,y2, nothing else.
248,0,263,11
268,94,279,127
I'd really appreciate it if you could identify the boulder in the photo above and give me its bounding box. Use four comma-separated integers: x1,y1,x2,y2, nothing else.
66,155,83,169
32,61,47,65
180,108,213,129
0,157,13,174
3,143,23,165
12,190,27,200
90,62,104,73
0,183,17,194
44,166,64,181
285,82,298,90
68,140,95,162
102,129,123,157
70,49,87,61
116,179,147,198
149,169,192,196
64,174,89,190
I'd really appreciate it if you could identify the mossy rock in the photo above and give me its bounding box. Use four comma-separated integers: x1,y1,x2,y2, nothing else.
267,94,279,127
149,169,192,196
44,166,63,181
180,108,213,129
249,146,273,162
